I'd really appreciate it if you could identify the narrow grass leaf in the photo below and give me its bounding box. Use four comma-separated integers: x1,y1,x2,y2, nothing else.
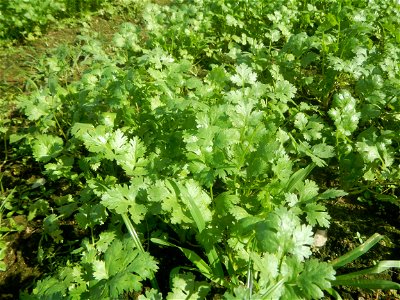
285,162,316,193
334,260,400,281
330,233,383,268
151,238,213,277
332,279,400,290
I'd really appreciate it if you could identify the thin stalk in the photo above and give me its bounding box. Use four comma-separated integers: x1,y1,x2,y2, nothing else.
246,261,253,299
121,213,145,253
330,233,384,268
121,213,159,289
51,95,68,140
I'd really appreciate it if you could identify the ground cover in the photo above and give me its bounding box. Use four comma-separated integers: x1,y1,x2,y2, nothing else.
0,0,399,299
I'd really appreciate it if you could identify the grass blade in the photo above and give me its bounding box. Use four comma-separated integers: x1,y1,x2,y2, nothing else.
152,238,213,276
122,213,159,289
285,162,316,193
325,288,343,300
121,213,145,253
332,279,400,290
261,278,285,299
334,260,400,281
151,237,230,288
170,180,225,278
186,194,224,278
330,233,384,268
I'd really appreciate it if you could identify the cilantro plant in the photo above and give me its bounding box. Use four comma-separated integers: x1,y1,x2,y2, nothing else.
0,0,143,43
0,0,65,41
7,0,400,298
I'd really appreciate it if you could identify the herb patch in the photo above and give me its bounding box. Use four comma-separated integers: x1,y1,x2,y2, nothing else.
1,0,399,299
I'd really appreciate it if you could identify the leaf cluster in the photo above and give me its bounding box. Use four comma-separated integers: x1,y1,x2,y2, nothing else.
3,0,400,298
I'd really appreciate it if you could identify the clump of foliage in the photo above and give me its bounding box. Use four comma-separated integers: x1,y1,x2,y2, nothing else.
0,0,65,41
0,0,142,42
1,0,399,298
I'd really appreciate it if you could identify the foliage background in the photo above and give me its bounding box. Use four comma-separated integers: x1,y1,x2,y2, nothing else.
0,0,399,299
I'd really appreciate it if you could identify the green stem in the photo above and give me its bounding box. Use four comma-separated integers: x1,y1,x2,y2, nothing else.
121,213,159,290
122,213,145,253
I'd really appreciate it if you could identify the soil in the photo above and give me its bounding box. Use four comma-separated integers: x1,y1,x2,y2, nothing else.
317,198,400,299
0,216,42,299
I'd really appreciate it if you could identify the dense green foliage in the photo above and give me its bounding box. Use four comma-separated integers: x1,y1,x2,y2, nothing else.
0,0,141,42
1,0,399,298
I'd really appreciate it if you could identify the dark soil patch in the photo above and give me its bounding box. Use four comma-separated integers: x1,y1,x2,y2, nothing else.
0,216,42,299
316,197,400,299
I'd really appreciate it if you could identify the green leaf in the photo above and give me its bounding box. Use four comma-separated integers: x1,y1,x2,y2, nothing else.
297,259,336,299
304,203,331,227
116,136,148,176
138,288,163,300
96,231,116,253
230,64,257,86
151,238,213,280
328,90,360,137
312,143,335,159
101,184,147,224
43,214,63,243
256,207,314,261
356,141,381,163
298,179,319,203
44,156,75,180
167,272,211,300
318,189,348,200
294,112,308,130
180,180,212,232
272,79,297,103
93,260,108,280
147,180,192,225
251,252,282,298
91,238,158,298
285,163,316,193
207,65,228,87
106,273,143,298
335,260,400,282
75,203,108,230
32,134,64,163
291,224,315,260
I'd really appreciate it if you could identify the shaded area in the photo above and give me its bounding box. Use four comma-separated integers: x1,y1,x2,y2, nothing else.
0,217,42,299
315,198,400,299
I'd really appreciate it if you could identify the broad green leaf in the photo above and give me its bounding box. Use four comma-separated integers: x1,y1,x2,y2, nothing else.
147,180,192,224
318,189,348,200
93,260,108,280
138,288,163,300
312,143,335,159
298,179,319,203
304,203,331,227
75,203,108,229
167,272,211,300
32,134,64,163
328,90,360,137
181,180,212,231
297,259,336,299
101,184,147,224
43,214,63,243
230,64,257,87
96,231,116,253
